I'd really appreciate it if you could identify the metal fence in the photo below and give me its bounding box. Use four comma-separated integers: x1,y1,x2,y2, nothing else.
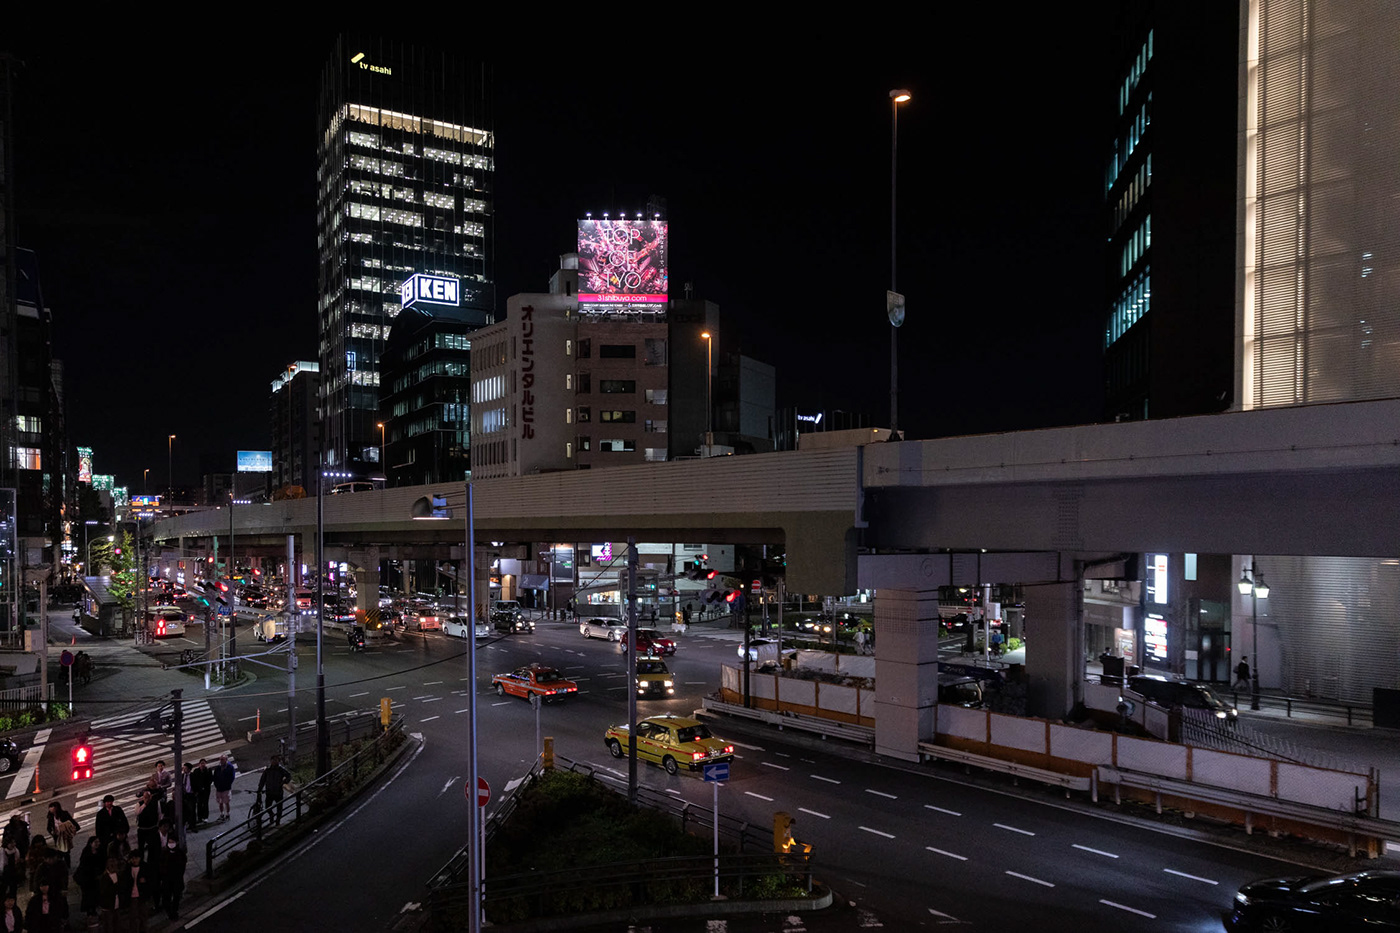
0,683,54,710
1178,707,1357,772
204,715,404,878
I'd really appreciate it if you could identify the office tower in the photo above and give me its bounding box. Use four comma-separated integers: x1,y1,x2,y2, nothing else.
1237,0,1400,701
316,36,492,476
1103,3,1239,421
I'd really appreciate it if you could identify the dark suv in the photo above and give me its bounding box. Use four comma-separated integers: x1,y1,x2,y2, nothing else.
1127,675,1237,723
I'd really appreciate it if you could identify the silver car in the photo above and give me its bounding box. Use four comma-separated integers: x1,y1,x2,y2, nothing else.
579,617,627,641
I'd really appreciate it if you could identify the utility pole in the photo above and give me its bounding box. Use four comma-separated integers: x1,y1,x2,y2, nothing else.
626,538,638,803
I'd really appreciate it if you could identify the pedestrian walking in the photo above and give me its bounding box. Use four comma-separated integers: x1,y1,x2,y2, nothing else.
94,796,128,854
44,802,78,875
257,755,292,825
212,754,236,822
179,763,197,832
0,893,19,932
74,835,105,925
159,840,186,920
0,839,20,900
1234,656,1251,691
192,758,214,826
121,852,149,933
25,878,68,933
24,836,50,893
97,857,123,933
2,816,28,862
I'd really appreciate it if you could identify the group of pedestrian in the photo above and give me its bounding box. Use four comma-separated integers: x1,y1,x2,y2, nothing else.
75,780,190,928
0,804,78,931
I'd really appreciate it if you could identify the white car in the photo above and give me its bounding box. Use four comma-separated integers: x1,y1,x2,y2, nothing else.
443,615,492,639
738,638,798,665
579,617,627,641
254,613,290,642
409,609,442,631
146,606,186,638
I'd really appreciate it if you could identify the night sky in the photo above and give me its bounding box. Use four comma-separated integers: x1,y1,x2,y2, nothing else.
7,20,1117,491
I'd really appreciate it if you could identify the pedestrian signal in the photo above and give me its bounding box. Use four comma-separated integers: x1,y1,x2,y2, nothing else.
71,743,94,781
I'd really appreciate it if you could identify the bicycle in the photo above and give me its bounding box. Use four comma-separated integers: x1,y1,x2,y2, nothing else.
247,790,263,822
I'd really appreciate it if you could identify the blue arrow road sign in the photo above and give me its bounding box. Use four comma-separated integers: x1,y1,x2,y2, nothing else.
703,761,729,782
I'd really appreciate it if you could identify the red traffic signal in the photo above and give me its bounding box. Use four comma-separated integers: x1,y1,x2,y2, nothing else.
71,744,94,781
706,570,717,580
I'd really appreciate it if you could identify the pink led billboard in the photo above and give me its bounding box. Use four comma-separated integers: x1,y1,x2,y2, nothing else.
577,220,668,305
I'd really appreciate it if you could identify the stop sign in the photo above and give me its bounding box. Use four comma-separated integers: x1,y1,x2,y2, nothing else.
466,776,490,808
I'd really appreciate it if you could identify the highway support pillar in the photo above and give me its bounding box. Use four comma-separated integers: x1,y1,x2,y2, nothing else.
873,588,940,762
1022,578,1082,720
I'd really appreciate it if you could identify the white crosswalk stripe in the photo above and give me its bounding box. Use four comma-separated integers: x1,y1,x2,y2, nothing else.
70,700,232,818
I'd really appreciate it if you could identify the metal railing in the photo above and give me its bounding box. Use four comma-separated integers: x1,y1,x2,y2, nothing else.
204,715,404,878
428,852,815,928
0,683,54,710
1178,707,1357,772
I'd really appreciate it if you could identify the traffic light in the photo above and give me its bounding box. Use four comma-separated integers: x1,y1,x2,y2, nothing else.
773,811,794,853
71,743,94,781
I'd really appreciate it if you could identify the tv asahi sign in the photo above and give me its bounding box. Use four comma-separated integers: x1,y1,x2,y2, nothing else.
400,273,461,309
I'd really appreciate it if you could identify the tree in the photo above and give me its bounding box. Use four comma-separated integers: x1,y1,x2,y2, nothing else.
105,530,138,612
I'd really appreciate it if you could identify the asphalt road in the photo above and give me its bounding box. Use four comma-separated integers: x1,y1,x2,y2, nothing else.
12,612,1378,931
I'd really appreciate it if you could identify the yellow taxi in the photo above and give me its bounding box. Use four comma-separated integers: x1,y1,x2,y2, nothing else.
604,715,734,775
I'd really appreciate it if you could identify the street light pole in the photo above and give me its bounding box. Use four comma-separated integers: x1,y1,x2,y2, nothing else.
83,521,98,576
377,422,385,481
1237,560,1270,711
168,434,176,503
701,331,713,455
889,88,911,436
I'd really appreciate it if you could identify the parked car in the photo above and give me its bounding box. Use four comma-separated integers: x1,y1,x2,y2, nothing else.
494,611,535,634
1127,674,1238,722
491,664,578,702
1224,869,1400,931
0,737,20,774
635,659,675,698
579,617,627,641
604,715,733,776
145,606,186,638
618,628,676,657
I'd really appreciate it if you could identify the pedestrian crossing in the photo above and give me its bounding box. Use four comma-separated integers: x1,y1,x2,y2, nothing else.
70,699,233,818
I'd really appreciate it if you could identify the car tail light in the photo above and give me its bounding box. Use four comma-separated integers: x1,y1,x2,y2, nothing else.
692,751,705,761
723,745,734,755
157,623,167,636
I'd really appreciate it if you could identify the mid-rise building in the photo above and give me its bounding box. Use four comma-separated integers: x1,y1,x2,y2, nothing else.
317,36,493,478
714,352,775,455
270,362,321,494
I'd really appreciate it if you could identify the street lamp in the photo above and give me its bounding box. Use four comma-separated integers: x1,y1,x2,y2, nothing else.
888,88,911,437
1237,561,1271,711
168,434,176,503
700,331,713,455
377,422,386,478
143,468,150,495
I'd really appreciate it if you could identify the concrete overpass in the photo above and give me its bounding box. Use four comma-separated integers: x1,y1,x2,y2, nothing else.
151,398,1400,759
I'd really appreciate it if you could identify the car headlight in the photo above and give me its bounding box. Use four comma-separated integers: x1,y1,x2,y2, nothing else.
1235,892,1250,906
1217,711,1228,719
663,680,673,687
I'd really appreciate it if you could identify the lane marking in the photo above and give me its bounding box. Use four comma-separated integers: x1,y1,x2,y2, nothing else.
421,697,443,703
729,741,764,751
424,681,443,685
745,791,774,802
1099,900,1155,919
866,789,898,800
237,714,257,722
491,701,511,707
386,685,406,691
798,807,830,819
186,890,246,927
928,907,963,922
775,752,791,758
348,692,368,698
420,716,440,723
761,762,790,771
411,695,434,701
924,804,961,816
455,709,470,714
1005,871,1053,887
1072,844,1119,859
994,823,1035,836
860,826,895,839
926,846,967,861
811,775,840,784
1163,868,1218,885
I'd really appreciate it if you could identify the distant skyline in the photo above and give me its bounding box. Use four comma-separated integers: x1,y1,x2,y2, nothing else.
7,21,1119,490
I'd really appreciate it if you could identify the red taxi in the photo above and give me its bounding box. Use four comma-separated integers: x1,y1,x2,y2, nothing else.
491,664,579,702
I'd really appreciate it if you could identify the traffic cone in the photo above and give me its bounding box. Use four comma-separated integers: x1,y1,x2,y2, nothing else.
31,769,39,795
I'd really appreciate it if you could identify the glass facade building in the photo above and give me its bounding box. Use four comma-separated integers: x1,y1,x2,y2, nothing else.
316,37,493,475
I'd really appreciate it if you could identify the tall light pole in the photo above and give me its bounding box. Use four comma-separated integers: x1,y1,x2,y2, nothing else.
888,89,911,436
143,469,150,495
701,331,713,455
1237,561,1270,711
168,434,176,503
377,422,386,480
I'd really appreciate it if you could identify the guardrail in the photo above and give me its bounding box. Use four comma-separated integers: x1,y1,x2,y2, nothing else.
1097,764,1397,857
700,695,874,746
204,715,404,878
916,741,1091,796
